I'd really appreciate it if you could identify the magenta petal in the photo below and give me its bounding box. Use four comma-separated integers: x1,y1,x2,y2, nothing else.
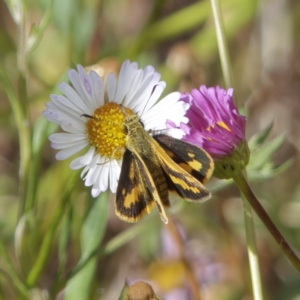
169,85,247,160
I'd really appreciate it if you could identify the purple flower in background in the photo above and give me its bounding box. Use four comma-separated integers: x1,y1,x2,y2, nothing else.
170,85,250,179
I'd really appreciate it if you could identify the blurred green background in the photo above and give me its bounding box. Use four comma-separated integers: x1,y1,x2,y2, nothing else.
1,0,300,299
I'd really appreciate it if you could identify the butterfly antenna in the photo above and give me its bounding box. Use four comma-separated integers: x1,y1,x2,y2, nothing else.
140,84,159,118
81,114,121,126
81,113,94,119
119,104,128,117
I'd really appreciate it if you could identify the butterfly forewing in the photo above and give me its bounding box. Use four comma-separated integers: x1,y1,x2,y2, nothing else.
115,150,156,223
152,136,212,202
128,150,170,224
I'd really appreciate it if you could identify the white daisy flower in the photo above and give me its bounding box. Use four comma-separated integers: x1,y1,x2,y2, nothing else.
43,60,189,197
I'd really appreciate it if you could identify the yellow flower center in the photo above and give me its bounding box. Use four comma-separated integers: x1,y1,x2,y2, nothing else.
85,102,134,160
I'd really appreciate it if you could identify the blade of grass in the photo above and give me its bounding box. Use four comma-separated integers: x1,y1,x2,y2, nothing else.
26,171,80,288
64,191,109,300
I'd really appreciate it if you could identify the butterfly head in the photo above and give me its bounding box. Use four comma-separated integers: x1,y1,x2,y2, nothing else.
120,105,144,135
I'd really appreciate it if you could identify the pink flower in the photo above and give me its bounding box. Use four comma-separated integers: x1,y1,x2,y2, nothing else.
169,85,249,179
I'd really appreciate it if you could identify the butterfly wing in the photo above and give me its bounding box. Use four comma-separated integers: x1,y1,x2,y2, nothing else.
154,134,214,183
115,150,156,223
115,149,169,223
152,135,213,202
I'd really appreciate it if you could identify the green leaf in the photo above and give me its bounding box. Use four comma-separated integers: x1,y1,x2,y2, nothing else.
58,209,72,270
64,191,109,300
118,282,129,300
191,0,258,60
247,159,293,181
143,1,211,43
248,122,273,151
32,116,58,156
249,134,286,170
27,0,55,56
4,0,25,25
244,124,292,181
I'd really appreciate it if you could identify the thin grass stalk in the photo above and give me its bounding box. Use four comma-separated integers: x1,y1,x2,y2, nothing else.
209,0,264,298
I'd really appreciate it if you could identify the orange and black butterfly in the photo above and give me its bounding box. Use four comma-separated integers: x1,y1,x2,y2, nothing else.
115,111,214,224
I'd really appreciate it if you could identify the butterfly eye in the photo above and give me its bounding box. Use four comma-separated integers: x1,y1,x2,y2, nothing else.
123,125,128,135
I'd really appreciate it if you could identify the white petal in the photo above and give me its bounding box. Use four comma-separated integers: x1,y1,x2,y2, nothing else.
59,82,92,115
50,94,82,114
123,70,143,107
144,92,181,119
109,160,120,193
144,81,166,112
106,73,117,102
51,139,88,150
89,71,104,108
142,92,182,130
142,65,155,80
55,141,88,160
81,164,90,178
99,160,109,191
49,133,87,143
163,128,185,139
47,100,86,130
85,164,102,187
60,117,85,134
82,155,99,183
115,60,138,104
130,73,161,114
69,147,96,170
91,188,101,198
68,68,92,110
70,157,85,169
77,65,96,110
80,146,95,165
42,110,61,124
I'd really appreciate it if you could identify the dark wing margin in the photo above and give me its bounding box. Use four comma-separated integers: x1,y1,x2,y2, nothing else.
115,150,155,223
152,138,211,202
154,134,214,183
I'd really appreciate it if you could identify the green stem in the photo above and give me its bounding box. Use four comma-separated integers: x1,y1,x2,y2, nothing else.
0,67,31,217
241,192,263,300
0,240,29,298
17,2,31,217
17,1,27,76
50,217,158,297
234,173,300,272
210,0,236,101
26,172,79,287
210,0,263,294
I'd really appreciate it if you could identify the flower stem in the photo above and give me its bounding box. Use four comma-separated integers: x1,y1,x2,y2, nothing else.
0,240,29,298
241,192,264,300
209,0,264,294
17,2,32,217
167,218,202,300
209,0,235,92
26,171,79,288
234,173,300,272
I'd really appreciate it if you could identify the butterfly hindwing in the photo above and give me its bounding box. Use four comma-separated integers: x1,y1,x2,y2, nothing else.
130,151,170,224
115,150,155,223
154,134,214,183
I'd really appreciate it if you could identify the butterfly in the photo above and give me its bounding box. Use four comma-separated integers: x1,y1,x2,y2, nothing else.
115,109,214,224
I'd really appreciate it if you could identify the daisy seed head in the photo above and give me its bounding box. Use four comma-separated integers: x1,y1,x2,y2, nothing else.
85,102,134,160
